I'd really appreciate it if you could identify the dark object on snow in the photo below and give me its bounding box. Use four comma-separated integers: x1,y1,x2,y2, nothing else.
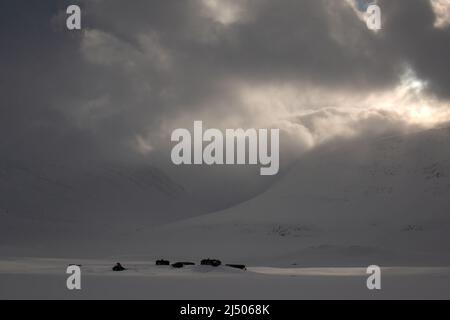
112,262,126,271
171,261,195,268
226,264,246,271
201,258,222,267
172,262,184,268
156,259,170,266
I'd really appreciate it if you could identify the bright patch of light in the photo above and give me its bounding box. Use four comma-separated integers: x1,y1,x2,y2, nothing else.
233,68,450,150
200,0,244,25
362,68,450,125
430,0,450,29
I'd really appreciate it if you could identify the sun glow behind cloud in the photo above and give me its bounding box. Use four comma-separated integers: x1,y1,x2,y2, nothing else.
431,0,450,29
365,68,450,126
200,0,247,25
233,69,450,151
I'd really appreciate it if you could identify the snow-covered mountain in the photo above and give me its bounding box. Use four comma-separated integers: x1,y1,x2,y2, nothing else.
136,127,450,266
0,160,200,257
3,126,450,265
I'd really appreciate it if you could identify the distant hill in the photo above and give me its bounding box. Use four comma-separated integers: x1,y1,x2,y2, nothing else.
138,127,450,266
0,160,200,257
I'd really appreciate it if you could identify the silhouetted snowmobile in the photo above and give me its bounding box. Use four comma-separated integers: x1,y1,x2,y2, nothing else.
226,264,246,270
112,262,126,271
201,258,221,267
156,259,170,266
171,262,195,268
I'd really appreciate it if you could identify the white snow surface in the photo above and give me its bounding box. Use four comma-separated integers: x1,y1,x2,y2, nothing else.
1,257,450,299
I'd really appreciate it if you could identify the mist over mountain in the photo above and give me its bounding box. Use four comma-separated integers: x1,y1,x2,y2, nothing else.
0,159,203,256
134,126,450,266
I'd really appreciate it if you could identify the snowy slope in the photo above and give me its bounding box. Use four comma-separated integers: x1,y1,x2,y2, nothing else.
0,160,200,257
135,127,450,266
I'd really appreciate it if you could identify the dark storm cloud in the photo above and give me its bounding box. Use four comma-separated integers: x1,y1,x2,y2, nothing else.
0,1,87,163
79,0,400,98
1,0,449,167
380,0,450,99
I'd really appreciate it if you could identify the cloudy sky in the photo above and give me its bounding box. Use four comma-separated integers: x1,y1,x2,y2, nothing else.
1,0,450,207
